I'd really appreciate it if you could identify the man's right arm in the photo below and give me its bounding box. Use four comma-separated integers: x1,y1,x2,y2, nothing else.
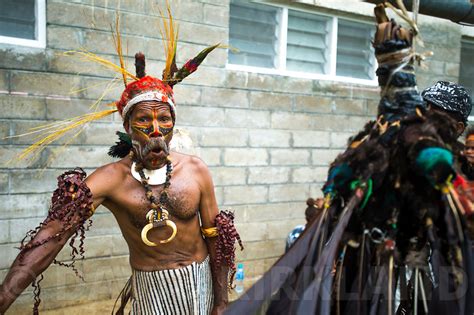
0,166,113,313
0,219,85,312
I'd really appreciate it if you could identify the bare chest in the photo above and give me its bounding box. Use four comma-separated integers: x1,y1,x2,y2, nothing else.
110,176,201,229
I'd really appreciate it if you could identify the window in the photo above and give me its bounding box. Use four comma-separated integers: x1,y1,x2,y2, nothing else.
228,0,376,84
336,19,375,80
460,38,474,122
286,9,331,74
0,0,46,48
460,37,474,99
228,2,281,69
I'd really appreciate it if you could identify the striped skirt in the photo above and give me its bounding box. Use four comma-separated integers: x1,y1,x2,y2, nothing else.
130,256,214,315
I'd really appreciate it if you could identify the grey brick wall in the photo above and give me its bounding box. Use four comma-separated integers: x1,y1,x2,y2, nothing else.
0,0,464,312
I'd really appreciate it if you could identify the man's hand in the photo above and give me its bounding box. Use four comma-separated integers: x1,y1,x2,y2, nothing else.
0,167,111,313
0,288,6,314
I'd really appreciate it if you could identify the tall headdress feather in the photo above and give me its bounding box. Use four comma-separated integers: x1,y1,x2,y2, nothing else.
135,52,146,79
7,109,118,164
169,43,220,87
111,12,129,87
159,1,178,82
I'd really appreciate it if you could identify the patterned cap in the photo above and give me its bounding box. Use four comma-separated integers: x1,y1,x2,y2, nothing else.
422,81,472,122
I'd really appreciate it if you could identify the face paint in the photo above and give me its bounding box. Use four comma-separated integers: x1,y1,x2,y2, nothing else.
128,102,174,169
465,140,474,164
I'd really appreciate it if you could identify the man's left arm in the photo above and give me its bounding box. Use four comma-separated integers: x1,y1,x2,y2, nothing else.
196,160,229,314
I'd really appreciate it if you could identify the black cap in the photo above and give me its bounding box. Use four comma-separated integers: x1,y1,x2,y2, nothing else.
422,81,472,122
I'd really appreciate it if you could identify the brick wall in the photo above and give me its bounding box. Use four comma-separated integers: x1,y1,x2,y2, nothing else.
0,0,464,312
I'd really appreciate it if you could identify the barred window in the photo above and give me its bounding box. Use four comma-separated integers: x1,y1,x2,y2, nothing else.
0,0,46,48
228,0,376,84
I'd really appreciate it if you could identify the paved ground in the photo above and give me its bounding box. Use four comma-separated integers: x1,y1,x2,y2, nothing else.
42,300,124,315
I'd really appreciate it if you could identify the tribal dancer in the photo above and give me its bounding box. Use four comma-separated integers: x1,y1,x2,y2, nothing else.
0,8,242,315
226,4,473,315
463,128,474,180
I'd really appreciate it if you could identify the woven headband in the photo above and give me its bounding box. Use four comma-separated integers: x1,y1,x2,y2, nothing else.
121,91,176,119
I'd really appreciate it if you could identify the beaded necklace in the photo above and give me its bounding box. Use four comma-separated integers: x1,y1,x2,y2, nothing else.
137,159,177,246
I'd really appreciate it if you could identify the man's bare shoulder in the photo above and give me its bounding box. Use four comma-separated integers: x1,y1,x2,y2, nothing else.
85,158,132,194
171,151,209,174
171,151,214,192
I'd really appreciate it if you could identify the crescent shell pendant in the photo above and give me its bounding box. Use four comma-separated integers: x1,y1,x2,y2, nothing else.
141,219,178,246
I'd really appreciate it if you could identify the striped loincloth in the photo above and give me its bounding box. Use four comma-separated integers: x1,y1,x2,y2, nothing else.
130,256,214,315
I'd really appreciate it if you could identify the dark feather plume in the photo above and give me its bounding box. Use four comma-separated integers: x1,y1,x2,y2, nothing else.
108,131,132,158
135,52,146,79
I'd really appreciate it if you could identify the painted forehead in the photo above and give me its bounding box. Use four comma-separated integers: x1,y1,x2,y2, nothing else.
132,101,171,115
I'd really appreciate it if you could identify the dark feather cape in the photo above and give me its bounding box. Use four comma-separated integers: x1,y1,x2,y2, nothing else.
225,5,474,315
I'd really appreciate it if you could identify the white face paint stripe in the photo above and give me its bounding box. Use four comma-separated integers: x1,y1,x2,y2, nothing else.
132,139,145,161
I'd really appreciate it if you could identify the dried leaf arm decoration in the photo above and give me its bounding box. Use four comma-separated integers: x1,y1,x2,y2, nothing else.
214,210,244,287
19,168,95,313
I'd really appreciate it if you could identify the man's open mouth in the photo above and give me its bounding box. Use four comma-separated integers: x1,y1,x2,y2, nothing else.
142,138,169,157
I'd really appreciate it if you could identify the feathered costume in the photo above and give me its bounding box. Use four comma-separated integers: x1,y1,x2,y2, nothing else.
225,4,474,315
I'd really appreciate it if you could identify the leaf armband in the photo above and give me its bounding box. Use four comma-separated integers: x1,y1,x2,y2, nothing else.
19,168,95,312
216,211,244,279
20,168,94,254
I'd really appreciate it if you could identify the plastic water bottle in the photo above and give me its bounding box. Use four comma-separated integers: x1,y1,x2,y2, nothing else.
235,263,244,294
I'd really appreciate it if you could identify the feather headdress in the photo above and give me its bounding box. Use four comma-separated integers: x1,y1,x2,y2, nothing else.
8,4,219,164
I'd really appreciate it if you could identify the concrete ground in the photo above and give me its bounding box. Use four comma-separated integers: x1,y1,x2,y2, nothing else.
42,300,122,315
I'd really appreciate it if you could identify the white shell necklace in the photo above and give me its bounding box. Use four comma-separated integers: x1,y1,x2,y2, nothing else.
131,161,167,185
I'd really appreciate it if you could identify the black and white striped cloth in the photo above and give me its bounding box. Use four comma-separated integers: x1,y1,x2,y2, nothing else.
130,256,214,314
